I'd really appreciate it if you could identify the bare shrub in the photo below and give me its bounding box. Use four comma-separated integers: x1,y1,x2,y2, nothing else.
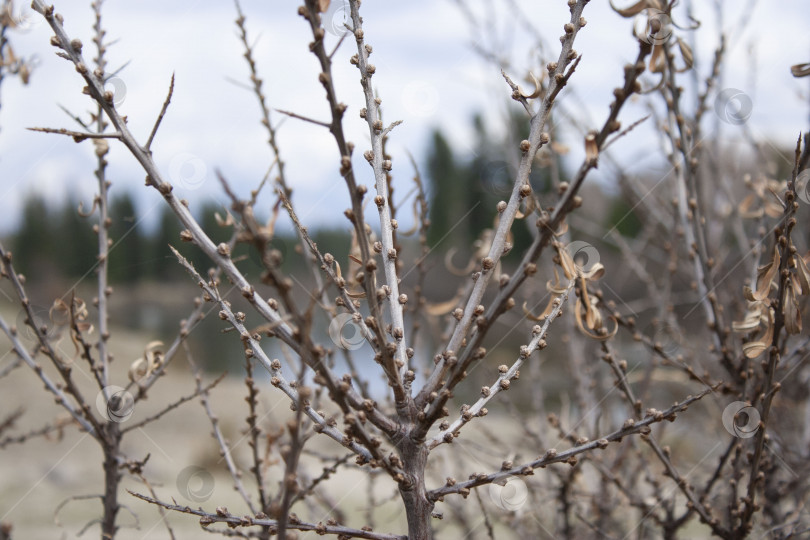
1,1,809,538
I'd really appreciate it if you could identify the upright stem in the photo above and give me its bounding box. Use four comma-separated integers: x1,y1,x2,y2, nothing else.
398,440,432,540
101,425,121,539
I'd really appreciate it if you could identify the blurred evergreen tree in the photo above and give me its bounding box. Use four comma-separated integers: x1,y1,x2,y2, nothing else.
108,192,145,283
147,205,185,281
606,198,643,239
56,197,97,279
12,195,56,281
425,111,557,260
426,130,467,248
190,202,229,274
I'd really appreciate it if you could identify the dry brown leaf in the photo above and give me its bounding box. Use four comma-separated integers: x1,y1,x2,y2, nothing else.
514,192,536,219
129,358,149,382
425,293,464,316
519,71,543,99
557,243,578,280
574,296,618,341
783,278,802,335
742,308,774,359
676,37,693,71
262,198,281,239
551,142,569,155
19,62,30,85
794,251,810,294
738,193,763,218
130,341,165,382
546,267,569,294
732,308,762,333
791,63,810,78
649,43,667,73
752,246,780,301
444,247,476,277
581,281,602,330
317,0,331,13
49,299,71,327
397,201,421,236
610,0,655,17
523,299,553,322
214,211,235,227
585,262,606,281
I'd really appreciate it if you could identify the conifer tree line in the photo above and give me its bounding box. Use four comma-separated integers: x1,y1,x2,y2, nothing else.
8,115,644,284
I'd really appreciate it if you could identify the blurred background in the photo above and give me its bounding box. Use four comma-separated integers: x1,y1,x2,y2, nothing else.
1,0,808,372
1,0,810,537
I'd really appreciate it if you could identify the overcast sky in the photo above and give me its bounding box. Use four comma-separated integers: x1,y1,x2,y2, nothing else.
0,0,808,235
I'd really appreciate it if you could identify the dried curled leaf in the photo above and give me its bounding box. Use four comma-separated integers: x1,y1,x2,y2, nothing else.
523,274,568,322
346,289,367,299
444,247,476,277
551,141,569,155
547,266,569,294
214,211,235,227
522,300,551,322
751,246,780,302
649,43,667,73
609,0,663,17
741,308,774,359
425,292,465,316
317,0,331,13
783,277,802,335
396,199,421,236
514,192,536,219
77,197,100,218
129,341,165,382
334,261,366,298
675,37,693,71
732,307,762,333
49,299,71,328
791,63,810,78
555,241,604,281
574,294,618,341
51,297,93,334
794,251,810,295
738,193,763,219
518,71,544,99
